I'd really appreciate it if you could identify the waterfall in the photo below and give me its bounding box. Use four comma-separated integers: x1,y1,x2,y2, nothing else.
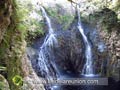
38,6,60,82
40,6,54,34
77,6,94,76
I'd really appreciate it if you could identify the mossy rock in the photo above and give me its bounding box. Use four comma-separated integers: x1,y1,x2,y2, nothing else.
46,6,74,30
90,8,117,23
0,74,10,90
89,8,118,32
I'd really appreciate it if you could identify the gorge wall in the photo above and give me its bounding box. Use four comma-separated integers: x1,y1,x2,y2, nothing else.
0,0,120,90
0,0,44,90
33,0,120,80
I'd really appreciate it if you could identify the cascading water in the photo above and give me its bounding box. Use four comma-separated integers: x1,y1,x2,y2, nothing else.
40,6,53,34
38,6,60,81
77,6,94,76
30,3,113,90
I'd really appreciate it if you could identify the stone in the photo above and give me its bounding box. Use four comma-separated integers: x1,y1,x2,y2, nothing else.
21,54,45,90
0,74,10,90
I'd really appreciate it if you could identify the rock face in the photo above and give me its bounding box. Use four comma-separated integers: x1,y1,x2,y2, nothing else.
29,15,108,79
99,27,120,81
21,54,45,90
29,30,84,77
91,8,120,81
18,0,120,87
52,30,84,74
81,23,109,75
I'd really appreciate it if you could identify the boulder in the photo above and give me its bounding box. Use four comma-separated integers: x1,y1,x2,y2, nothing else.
0,74,10,90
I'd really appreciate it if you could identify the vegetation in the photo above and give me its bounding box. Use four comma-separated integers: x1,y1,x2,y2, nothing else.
0,0,120,90
47,6,74,30
0,66,6,71
0,81,4,90
12,75,23,86
89,8,118,32
14,0,45,44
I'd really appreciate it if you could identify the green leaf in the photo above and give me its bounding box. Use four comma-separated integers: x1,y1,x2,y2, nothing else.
12,75,23,86
0,66,6,71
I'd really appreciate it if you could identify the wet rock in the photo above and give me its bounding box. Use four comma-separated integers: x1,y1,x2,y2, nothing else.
29,29,85,78
30,21,109,79
98,23,120,81
87,27,108,75
53,30,84,74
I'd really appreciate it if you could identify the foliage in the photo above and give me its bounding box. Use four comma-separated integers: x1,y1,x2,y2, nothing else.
59,14,74,30
0,66,6,71
0,81,4,90
14,0,45,44
12,75,23,86
47,7,74,30
0,0,28,90
89,8,118,32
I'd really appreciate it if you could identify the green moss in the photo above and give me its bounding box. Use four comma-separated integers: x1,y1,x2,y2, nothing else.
58,14,74,30
0,0,27,90
0,81,4,90
47,7,74,30
0,0,45,89
26,19,45,44
47,8,58,17
88,8,118,32
4,26,24,90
